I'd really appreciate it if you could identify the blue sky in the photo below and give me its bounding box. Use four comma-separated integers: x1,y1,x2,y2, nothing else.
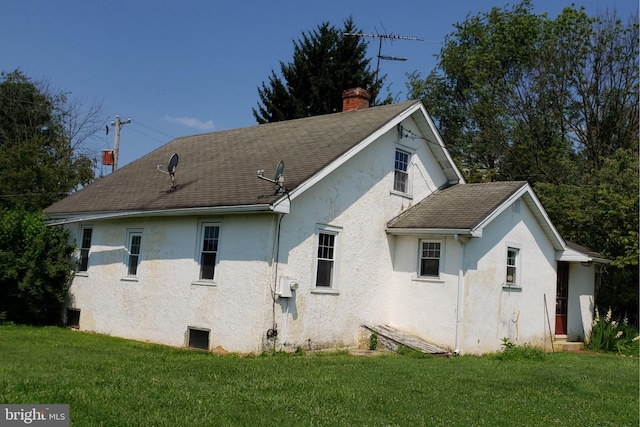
1,0,636,170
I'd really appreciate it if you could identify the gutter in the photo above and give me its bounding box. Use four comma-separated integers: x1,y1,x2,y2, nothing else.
45,202,290,226
386,228,482,237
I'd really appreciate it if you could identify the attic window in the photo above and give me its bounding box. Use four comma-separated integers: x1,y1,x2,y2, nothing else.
394,149,410,193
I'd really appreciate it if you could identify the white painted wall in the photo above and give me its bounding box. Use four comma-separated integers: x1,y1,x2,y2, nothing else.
65,113,452,353
568,263,595,341
390,196,559,354
389,235,460,348
271,115,451,351
461,200,557,354
67,214,275,353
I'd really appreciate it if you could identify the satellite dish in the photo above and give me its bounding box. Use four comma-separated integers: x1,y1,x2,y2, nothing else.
157,153,179,192
168,153,179,174
257,160,286,194
274,160,284,184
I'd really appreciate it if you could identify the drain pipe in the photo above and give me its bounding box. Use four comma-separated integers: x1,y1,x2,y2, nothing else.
454,234,466,355
269,213,285,350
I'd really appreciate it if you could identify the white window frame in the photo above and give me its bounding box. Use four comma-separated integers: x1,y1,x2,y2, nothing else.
77,225,93,275
193,221,221,286
311,224,341,293
417,239,444,280
123,229,143,280
392,147,413,196
504,244,521,288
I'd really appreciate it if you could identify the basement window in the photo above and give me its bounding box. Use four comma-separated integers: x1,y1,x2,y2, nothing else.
66,308,80,328
188,327,210,350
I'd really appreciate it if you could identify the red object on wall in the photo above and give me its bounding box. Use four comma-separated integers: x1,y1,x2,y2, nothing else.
102,149,114,166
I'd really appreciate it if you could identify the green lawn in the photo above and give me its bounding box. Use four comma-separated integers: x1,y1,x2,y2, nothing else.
0,325,638,426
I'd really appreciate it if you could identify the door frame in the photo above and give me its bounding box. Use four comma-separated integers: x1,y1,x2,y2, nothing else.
555,261,569,335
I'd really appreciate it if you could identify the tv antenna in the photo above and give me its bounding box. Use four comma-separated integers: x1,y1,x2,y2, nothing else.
344,26,423,97
157,153,179,192
257,160,286,195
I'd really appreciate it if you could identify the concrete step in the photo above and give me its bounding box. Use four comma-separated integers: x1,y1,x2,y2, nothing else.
554,340,584,352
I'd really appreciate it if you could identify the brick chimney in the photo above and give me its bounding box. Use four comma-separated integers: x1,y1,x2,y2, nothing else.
342,87,371,112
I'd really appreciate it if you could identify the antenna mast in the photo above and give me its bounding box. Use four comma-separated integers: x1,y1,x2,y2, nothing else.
344,30,423,97
110,115,131,172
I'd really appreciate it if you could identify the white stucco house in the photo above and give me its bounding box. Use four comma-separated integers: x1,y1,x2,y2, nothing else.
44,89,607,355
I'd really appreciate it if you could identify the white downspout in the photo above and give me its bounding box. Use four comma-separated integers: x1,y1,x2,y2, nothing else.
454,234,466,355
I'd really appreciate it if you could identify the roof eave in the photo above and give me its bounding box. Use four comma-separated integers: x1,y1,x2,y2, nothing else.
557,249,611,264
287,101,464,203
386,227,481,237
45,203,288,225
473,183,566,251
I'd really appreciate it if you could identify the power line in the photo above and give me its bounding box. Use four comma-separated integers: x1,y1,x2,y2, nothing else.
127,126,171,144
133,120,176,140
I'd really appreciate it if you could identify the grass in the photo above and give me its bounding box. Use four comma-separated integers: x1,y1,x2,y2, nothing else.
0,325,638,426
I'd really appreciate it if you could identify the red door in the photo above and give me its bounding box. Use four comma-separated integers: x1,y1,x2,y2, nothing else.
555,262,569,335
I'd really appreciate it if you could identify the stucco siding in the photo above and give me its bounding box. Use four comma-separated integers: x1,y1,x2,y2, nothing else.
389,235,459,351
389,196,560,355
270,118,451,351
67,214,275,353
461,199,557,354
568,263,595,341
66,116,451,353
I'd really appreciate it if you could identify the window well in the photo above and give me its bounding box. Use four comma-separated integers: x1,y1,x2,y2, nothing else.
66,308,80,328
188,328,210,350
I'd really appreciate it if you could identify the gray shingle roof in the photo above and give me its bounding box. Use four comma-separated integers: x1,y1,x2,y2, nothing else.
387,181,528,230
44,101,421,215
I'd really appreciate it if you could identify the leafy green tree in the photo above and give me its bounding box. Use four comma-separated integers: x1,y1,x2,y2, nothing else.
253,17,379,123
407,2,639,322
0,209,74,325
0,70,100,210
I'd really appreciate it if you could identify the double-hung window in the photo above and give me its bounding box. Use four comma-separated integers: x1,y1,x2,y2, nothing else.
199,224,220,281
78,227,92,272
419,240,442,278
314,225,341,290
394,149,410,193
125,230,143,277
506,247,519,286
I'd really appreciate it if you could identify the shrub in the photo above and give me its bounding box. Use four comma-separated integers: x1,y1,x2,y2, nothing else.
368,332,378,350
586,307,640,355
0,209,74,325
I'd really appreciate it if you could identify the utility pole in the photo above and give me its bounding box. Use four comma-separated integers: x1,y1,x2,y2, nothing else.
110,115,131,172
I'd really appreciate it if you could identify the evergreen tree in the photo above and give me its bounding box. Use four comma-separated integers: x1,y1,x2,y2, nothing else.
253,17,378,124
